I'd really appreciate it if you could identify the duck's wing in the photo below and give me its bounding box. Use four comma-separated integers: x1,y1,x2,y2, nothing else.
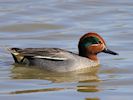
10,48,71,61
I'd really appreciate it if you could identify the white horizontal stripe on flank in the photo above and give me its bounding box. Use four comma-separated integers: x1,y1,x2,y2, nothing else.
33,56,67,60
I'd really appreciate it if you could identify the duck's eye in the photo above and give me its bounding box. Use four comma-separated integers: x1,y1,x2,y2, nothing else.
98,41,102,44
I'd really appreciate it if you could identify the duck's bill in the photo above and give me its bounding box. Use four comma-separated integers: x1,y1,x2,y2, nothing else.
102,48,118,55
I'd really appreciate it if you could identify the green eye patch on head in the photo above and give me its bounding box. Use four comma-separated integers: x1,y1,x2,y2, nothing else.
82,36,100,47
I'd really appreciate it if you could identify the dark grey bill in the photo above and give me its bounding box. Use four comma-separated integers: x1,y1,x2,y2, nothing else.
102,48,118,55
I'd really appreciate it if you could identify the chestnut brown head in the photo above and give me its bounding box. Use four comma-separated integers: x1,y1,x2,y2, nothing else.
78,32,118,60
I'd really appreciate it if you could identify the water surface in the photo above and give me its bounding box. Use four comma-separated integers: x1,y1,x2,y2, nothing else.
0,0,133,100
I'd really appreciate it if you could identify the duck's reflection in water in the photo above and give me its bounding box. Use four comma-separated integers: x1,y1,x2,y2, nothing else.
10,64,101,100
85,98,100,100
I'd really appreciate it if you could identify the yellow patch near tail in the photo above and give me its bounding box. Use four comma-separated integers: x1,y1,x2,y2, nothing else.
12,52,24,62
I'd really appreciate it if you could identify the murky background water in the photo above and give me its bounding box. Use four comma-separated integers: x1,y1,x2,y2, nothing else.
0,0,133,100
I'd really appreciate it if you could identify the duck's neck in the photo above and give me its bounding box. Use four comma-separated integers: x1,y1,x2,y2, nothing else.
79,52,98,61
78,45,98,61
87,54,98,61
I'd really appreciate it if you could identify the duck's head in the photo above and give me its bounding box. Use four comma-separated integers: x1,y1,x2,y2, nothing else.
78,32,118,61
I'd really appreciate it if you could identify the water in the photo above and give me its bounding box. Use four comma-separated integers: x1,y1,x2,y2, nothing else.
0,0,133,100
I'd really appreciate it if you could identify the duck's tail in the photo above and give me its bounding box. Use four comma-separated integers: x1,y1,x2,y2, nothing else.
8,48,24,63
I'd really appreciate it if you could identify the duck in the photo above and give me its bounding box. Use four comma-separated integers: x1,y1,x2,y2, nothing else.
9,32,118,72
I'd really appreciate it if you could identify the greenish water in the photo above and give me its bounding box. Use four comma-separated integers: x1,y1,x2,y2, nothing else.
0,0,133,100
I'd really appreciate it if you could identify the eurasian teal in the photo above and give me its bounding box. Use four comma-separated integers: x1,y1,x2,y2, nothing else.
9,32,118,72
